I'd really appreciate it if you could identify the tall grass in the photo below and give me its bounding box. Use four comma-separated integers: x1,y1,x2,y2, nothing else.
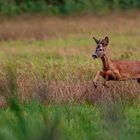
0,99,140,140
0,14,140,106
0,14,139,139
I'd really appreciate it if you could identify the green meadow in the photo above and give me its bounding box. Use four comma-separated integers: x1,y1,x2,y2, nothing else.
0,101,140,140
0,14,140,140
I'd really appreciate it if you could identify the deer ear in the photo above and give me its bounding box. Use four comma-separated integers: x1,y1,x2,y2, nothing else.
102,36,109,47
93,37,100,44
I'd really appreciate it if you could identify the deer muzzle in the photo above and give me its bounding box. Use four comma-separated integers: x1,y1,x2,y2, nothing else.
92,54,97,59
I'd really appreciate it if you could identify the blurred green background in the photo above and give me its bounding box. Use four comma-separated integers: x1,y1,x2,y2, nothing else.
0,0,140,16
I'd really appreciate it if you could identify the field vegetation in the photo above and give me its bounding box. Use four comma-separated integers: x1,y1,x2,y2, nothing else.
0,13,140,139
0,0,140,16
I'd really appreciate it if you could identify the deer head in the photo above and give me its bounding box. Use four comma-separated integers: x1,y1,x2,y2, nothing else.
92,36,109,59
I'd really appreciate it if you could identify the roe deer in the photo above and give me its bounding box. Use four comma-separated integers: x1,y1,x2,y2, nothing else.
92,36,140,88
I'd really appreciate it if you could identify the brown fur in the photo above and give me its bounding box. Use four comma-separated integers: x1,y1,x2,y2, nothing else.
93,36,140,88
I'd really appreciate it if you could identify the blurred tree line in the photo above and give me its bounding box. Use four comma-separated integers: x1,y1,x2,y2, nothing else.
0,0,140,16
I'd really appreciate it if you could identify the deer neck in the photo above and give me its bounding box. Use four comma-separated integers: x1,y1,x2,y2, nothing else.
101,54,112,71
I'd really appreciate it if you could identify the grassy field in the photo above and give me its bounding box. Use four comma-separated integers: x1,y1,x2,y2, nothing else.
0,13,140,139
0,101,140,140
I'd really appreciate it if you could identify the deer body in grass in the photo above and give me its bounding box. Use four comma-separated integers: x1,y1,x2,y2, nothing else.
92,36,140,88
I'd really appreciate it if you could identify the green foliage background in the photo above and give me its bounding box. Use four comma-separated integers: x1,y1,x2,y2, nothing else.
0,0,140,16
